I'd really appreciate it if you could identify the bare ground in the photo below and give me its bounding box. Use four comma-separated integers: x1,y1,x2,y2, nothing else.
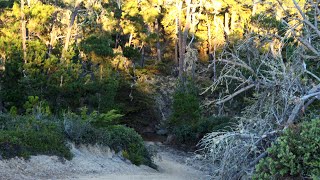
0,142,211,180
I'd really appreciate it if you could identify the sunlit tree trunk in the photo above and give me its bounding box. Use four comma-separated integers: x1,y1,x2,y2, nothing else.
48,12,58,56
230,10,237,32
155,18,161,62
128,33,133,46
63,3,81,60
224,11,230,35
175,16,179,65
21,0,27,63
252,0,259,16
177,1,183,80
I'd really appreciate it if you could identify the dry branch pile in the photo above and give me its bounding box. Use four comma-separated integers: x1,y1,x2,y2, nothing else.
198,0,320,179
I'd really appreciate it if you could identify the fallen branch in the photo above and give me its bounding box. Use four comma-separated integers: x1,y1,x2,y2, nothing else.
216,83,256,105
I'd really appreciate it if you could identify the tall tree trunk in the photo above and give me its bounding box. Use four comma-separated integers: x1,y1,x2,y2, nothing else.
180,1,191,82
21,0,27,63
252,0,259,16
48,11,59,57
155,18,161,62
62,4,81,60
174,16,179,65
230,10,237,32
128,33,133,46
177,1,183,80
141,44,145,67
224,11,230,35
207,13,216,80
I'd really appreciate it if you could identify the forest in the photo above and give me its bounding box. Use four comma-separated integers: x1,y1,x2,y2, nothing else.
0,0,319,179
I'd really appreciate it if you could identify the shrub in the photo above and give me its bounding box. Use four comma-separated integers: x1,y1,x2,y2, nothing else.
168,83,201,144
254,119,320,179
0,115,72,160
105,125,154,167
63,112,154,167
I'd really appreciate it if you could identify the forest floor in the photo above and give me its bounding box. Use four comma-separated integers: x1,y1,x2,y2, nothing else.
0,142,211,180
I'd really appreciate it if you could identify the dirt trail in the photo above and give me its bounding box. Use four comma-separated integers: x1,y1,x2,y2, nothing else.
75,142,210,180
0,142,211,180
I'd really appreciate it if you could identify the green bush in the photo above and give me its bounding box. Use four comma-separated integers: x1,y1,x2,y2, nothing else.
0,115,72,160
63,112,154,167
105,125,154,167
168,83,201,144
254,119,320,179
123,46,140,62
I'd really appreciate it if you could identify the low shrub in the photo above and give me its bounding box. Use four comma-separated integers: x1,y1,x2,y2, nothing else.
63,112,154,167
105,125,154,167
254,119,320,179
0,115,72,160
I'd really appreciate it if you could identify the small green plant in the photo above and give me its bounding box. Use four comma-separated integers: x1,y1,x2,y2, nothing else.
254,119,320,179
23,96,51,116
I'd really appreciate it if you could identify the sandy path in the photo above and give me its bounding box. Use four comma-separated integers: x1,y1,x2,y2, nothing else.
0,142,211,180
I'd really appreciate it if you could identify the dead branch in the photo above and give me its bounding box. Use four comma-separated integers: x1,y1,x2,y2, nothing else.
215,84,256,105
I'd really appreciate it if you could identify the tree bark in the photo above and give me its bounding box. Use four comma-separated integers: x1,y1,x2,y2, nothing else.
155,18,161,62
141,44,145,67
62,3,81,59
21,0,27,63
224,11,230,35
177,1,183,79
174,16,179,65
230,10,237,32
48,11,59,57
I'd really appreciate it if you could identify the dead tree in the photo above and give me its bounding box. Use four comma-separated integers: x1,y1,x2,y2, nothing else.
198,1,320,179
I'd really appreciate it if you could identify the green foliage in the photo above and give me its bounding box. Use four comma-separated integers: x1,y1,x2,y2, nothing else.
0,114,72,160
168,82,201,144
0,0,14,8
62,112,154,167
254,119,320,179
123,46,140,62
23,96,51,116
105,125,154,167
80,35,114,57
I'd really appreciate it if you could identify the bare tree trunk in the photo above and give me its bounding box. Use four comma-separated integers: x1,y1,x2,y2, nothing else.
62,3,81,59
230,10,237,32
252,0,259,16
177,1,183,79
207,13,212,57
128,33,133,46
224,11,230,35
21,0,27,63
48,12,59,56
174,16,179,65
115,33,119,48
155,18,161,62
141,44,145,67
